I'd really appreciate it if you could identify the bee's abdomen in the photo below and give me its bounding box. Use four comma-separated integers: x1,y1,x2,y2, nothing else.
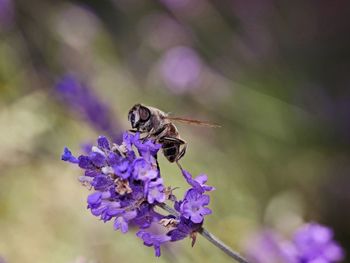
162,143,179,163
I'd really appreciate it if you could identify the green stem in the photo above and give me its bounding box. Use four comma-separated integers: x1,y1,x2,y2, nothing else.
157,203,250,263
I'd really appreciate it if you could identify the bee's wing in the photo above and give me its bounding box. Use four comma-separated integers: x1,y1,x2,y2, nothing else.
164,116,221,128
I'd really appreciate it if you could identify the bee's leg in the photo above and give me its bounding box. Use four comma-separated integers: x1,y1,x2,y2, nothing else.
128,129,149,140
153,125,171,142
159,136,184,144
141,128,156,141
177,141,187,161
175,141,187,171
175,159,183,171
129,129,148,134
176,140,187,171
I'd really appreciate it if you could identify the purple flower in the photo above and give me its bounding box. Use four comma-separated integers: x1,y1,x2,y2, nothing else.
193,174,215,192
90,200,113,222
77,155,94,170
91,175,113,191
122,132,136,151
294,223,344,263
132,203,163,229
180,189,212,223
167,217,202,242
87,191,115,222
137,231,171,257
62,134,167,227
87,192,102,208
182,169,215,193
134,138,162,158
132,158,158,182
147,178,166,204
113,159,132,179
62,131,214,257
106,152,120,166
97,136,110,150
89,151,106,167
114,210,137,233
61,147,78,163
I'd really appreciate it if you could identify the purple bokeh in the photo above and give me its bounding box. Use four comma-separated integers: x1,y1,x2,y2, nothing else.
159,46,202,94
245,223,344,263
0,0,14,29
55,75,122,143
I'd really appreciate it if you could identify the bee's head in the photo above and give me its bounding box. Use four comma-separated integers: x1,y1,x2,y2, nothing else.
128,104,151,130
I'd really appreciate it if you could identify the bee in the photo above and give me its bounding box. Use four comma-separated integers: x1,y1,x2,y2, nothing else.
128,104,219,163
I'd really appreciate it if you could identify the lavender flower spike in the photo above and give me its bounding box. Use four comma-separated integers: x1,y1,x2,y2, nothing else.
62,131,248,262
61,132,213,256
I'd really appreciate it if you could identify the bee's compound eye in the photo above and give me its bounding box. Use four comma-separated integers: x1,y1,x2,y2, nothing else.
139,106,150,121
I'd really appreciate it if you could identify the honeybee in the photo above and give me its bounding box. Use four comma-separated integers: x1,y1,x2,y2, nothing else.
128,104,219,163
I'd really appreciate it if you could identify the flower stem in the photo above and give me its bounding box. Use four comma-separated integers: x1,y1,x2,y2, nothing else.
198,227,249,263
157,203,250,263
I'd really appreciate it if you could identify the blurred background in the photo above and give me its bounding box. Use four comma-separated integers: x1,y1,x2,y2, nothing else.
0,0,349,262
